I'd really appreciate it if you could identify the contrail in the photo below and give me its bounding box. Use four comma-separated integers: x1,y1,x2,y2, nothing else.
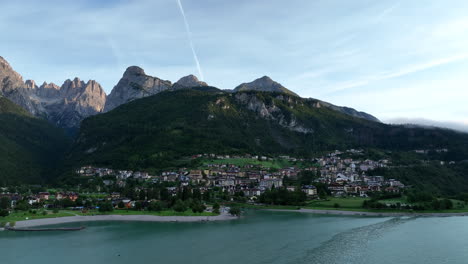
176,0,204,81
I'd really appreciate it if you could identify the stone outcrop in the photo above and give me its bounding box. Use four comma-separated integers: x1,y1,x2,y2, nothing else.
234,76,299,96
173,74,207,89
104,66,172,112
235,93,313,133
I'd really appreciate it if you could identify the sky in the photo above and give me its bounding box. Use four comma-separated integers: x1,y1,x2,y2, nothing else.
1,0,468,131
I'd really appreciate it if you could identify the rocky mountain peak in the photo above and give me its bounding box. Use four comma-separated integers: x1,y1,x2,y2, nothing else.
173,74,208,89
39,82,60,90
0,56,108,130
104,66,172,112
123,66,146,77
24,80,37,89
0,56,13,71
234,76,298,96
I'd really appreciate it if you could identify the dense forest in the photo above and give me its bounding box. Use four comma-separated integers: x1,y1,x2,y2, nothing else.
0,97,71,184
67,89,468,173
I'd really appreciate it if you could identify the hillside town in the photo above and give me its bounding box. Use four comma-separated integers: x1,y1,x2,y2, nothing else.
0,150,406,211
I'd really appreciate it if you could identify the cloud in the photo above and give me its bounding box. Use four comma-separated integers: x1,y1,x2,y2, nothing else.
385,117,468,133
325,52,468,93
375,2,400,22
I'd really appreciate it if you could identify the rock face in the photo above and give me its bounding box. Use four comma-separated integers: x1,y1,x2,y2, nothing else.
104,66,172,112
234,76,299,96
173,74,207,89
235,93,313,133
0,56,106,130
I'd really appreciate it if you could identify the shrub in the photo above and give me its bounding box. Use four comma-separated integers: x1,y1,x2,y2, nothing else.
173,200,187,212
148,201,163,212
98,202,114,212
229,207,241,217
212,203,220,214
190,201,206,213
0,210,9,217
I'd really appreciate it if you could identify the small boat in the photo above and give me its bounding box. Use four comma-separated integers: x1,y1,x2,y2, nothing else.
6,226,85,232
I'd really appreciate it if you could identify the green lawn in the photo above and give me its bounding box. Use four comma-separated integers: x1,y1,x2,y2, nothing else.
202,158,293,169
0,210,79,223
231,203,300,210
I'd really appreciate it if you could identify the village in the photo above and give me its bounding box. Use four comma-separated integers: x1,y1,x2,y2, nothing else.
0,150,406,212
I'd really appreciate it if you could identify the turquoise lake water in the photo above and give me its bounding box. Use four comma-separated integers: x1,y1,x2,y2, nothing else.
1,210,468,264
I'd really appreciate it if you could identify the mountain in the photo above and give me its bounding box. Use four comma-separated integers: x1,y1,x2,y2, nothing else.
104,66,172,112
317,101,380,122
173,75,208,89
67,89,468,173
0,56,106,131
234,76,299,96
0,96,71,184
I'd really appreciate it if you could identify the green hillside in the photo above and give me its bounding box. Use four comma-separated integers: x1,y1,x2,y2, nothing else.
0,96,71,184
67,89,468,173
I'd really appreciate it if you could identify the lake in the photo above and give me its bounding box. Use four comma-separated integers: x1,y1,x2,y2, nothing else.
1,210,467,264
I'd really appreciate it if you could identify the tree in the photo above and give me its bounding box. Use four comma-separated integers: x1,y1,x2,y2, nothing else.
0,197,11,210
0,209,9,217
190,201,206,213
61,198,75,208
134,201,143,211
98,202,114,212
173,200,187,212
192,189,202,201
229,207,241,217
117,201,125,209
212,202,220,214
15,200,30,211
148,201,163,212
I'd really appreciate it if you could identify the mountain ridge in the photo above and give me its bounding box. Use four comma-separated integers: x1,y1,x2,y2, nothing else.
0,56,380,128
0,56,106,131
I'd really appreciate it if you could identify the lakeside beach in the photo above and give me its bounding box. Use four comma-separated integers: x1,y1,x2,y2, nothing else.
11,212,237,228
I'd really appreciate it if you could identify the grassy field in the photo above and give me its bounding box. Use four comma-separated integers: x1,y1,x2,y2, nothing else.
231,203,300,210
0,210,79,223
202,158,292,169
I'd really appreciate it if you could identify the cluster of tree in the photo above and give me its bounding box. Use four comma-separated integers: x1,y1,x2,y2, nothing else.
362,198,453,211
259,187,306,206
368,162,468,196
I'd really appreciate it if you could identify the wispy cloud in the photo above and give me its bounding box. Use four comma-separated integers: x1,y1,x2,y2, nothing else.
326,52,468,93
375,2,400,22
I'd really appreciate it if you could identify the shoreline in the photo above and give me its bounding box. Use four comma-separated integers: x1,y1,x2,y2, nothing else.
12,213,237,228
266,208,468,217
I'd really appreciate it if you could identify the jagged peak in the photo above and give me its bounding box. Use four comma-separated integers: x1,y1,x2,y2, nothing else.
0,56,10,67
123,66,146,77
25,80,37,89
39,81,60,89
174,74,208,88
234,76,298,96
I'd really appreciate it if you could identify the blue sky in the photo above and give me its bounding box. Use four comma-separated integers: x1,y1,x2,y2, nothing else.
1,0,468,130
